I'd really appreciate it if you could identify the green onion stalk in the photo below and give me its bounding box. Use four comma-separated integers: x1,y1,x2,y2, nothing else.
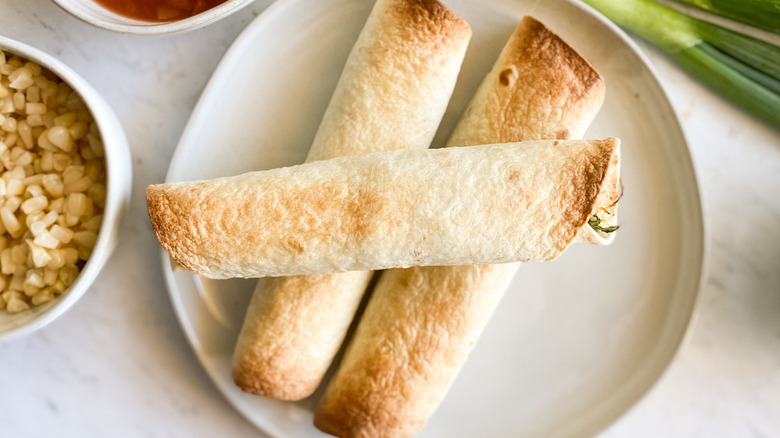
670,0,780,34
582,0,780,130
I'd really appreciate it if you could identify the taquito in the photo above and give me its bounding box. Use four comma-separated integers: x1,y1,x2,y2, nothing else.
232,0,471,400
313,17,615,437
147,138,619,279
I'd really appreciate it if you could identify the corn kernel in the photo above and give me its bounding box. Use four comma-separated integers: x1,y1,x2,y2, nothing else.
6,296,29,313
31,289,53,306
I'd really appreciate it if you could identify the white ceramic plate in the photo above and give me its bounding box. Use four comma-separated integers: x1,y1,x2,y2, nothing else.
162,0,706,436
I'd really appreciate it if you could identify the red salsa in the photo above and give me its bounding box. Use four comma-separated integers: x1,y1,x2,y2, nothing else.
93,0,230,22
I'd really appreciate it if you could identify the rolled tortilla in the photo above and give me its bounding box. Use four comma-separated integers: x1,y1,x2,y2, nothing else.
229,0,471,400
313,17,613,437
147,138,619,279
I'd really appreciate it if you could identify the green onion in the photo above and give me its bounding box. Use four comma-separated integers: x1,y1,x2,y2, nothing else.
588,215,620,233
583,0,780,130
669,0,780,35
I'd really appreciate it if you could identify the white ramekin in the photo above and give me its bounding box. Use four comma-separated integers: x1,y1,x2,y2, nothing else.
0,36,132,342
50,0,256,35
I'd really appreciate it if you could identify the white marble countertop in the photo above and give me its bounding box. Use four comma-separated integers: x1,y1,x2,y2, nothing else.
1,1,778,437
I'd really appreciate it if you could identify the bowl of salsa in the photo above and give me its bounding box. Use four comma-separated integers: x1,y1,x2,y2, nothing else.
51,0,255,34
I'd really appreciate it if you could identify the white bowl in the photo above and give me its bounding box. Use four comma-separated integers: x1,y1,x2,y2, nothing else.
51,0,256,35
0,36,132,342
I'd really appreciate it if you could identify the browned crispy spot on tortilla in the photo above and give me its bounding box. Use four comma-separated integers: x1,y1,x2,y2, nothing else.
147,181,399,272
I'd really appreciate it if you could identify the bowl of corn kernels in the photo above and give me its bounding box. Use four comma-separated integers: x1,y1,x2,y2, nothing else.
0,36,131,342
